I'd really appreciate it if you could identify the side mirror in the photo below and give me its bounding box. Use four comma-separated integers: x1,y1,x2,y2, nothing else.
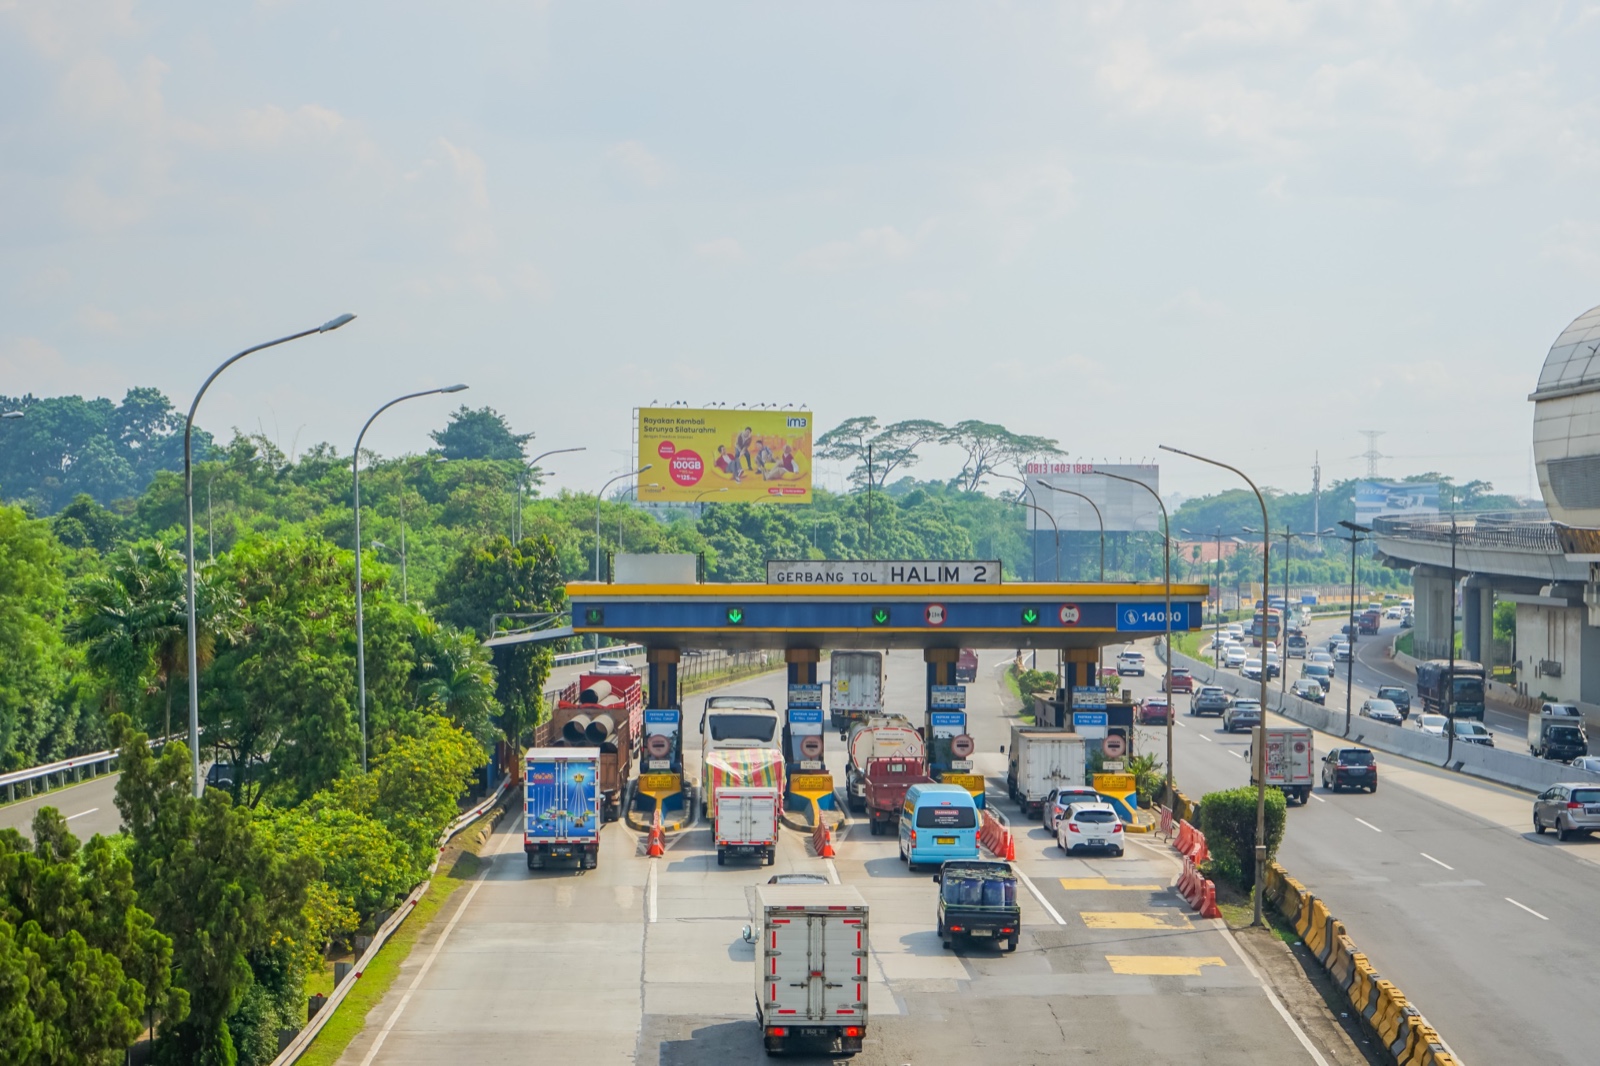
740,924,754,945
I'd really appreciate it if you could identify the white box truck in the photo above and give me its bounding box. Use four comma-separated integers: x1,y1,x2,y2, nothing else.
1250,726,1314,805
714,786,779,866
1006,727,1087,818
749,884,869,1057
830,651,884,733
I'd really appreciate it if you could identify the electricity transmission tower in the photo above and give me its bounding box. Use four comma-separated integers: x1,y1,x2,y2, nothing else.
1356,431,1387,477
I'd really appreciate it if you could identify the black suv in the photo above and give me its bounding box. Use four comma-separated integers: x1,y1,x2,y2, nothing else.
1322,747,1377,793
1375,685,1411,718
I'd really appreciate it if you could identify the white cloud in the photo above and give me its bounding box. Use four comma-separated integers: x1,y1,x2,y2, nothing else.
796,226,915,270
607,140,667,186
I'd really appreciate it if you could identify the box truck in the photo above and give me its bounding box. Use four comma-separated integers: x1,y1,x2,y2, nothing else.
524,749,601,870
748,884,869,1057
830,651,885,733
714,786,779,866
1005,728,1087,818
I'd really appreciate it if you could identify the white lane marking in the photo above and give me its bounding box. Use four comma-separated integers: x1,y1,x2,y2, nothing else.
1228,750,1243,759
826,858,840,885
1014,867,1067,926
66,808,98,821
1420,852,1453,871
1200,735,1213,743
1214,922,1333,1066
1309,793,1325,803
359,823,517,1066
1175,720,1187,728
646,858,658,923
1354,818,1382,833
1506,897,1548,921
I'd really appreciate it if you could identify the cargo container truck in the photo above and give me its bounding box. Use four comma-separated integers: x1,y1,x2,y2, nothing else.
749,884,869,1057
524,749,601,870
843,715,924,813
1005,728,1087,818
714,786,779,865
830,651,885,733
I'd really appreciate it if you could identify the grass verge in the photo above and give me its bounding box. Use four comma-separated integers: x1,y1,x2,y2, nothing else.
295,806,504,1066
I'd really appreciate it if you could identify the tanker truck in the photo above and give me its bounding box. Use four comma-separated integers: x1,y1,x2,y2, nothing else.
843,715,924,813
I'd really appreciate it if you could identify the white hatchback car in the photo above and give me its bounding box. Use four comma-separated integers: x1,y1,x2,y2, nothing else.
1412,713,1448,736
1056,802,1124,857
1224,647,1248,669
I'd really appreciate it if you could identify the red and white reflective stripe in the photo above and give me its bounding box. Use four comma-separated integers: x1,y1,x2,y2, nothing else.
842,918,861,924
777,1009,797,1014
837,1009,856,1014
770,958,777,975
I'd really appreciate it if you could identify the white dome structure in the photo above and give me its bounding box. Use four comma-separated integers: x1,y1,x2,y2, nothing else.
1532,302,1600,527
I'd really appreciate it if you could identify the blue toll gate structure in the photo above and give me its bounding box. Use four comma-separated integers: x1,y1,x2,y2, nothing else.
562,569,1206,823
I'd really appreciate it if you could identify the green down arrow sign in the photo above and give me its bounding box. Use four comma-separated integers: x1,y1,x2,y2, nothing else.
1021,608,1040,625
726,607,745,625
872,608,891,626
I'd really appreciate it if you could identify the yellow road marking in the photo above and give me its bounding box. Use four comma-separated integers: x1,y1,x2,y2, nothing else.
1082,912,1192,930
1106,955,1226,976
1059,878,1163,891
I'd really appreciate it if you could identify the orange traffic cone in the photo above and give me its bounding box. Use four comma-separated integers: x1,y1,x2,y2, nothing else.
1004,831,1016,862
819,824,835,859
647,809,665,857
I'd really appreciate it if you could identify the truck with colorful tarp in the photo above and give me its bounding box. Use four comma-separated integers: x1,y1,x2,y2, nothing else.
548,672,643,822
703,748,786,820
524,749,601,870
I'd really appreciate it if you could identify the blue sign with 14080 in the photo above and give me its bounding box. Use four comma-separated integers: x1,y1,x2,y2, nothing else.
1116,603,1192,632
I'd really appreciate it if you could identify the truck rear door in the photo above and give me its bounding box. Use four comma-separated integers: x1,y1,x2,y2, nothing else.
816,912,868,1022
749,791,778,845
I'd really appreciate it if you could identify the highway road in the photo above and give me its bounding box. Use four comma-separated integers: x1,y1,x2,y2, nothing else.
1128,629,1600,1066
0,657,621,842
334,650,1338,1065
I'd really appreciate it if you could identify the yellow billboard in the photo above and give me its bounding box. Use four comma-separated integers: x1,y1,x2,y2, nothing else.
637,408,813,504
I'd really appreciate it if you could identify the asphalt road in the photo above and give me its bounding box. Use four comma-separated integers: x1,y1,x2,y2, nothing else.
1128,635,1600,1066
0,658,617,842
335,650,1333,1065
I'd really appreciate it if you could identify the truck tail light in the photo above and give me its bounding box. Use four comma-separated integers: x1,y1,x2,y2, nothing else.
949,925,963,932
766,1026,787,1037
1000,927,1015,933
844,1026,862,1037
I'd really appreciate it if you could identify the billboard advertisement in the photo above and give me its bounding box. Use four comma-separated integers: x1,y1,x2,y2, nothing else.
1022,462,1161,533
1354,481,1439,525
637,408,813,504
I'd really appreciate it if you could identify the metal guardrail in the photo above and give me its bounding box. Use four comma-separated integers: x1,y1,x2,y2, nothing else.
551,642,644,667
1373,514,1563,555
0,734,178,803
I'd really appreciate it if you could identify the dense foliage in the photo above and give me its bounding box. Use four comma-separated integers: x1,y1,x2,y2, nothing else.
1198,785,1288,891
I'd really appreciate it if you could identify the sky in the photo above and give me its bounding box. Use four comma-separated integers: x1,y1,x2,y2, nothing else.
4,0,1600,505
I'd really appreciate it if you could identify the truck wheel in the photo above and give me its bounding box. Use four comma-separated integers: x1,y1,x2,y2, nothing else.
766,849,775,866
717,851,726,866
526,853,536,871
1005,936,1018,953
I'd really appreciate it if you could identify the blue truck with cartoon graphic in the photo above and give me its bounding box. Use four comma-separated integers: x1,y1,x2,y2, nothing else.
524,749,602,870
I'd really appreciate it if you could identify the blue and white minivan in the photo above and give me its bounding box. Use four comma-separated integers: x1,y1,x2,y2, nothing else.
899,782,980,868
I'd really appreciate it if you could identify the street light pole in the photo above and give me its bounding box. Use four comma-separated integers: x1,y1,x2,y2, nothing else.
516,447,586,543
693,486,729,515
1337,521,1371,736
355,383,468,773
1161,444,1271,928
1007,498,1061,580
1445,511,1459,766
183,312,355,797
992,471,1045,579
1033,481,1105,580
1093,470,1174,793
594,465,653,651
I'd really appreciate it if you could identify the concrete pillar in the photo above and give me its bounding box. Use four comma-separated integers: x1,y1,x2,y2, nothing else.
785,647,819,687
924,647,959,711
1462,578,1487,663
1411,565,1456,660
645,647,679,709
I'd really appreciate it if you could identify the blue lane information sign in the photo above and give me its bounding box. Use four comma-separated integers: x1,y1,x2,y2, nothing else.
930,685,967,710
929,711,966,735
787,683,824,709
1072,686,1108,710
644,710,680,724
1072,711,1109,739
787,708,824,725
1115,603,1193,632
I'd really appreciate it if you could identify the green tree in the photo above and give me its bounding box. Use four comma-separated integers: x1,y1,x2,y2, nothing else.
113,721,315,1066
429,405,532,462
0,505,68,771
413,619,500,748
943,421,1064,493
0,808,183,1066
433,534,562,747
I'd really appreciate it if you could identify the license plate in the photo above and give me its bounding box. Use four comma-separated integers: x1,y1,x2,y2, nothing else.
935,836,957,845
797,1027,832,1038
551,846,573,856
1586,806,1600,815
969,928,992,937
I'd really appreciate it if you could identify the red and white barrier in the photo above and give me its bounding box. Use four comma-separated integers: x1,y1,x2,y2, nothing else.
980,808,1017,862
1170,819,1221,920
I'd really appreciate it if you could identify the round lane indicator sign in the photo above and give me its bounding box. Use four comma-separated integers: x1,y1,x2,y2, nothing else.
925,603,947,626
646,733,671,759
950,734,975,758
1102,732,1126,758
1059,604,1081,626
800,734,824,759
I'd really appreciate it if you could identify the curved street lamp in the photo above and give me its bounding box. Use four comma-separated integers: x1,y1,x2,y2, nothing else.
354,384,468,772
514,447,587,542
1033,480,1105,581
990,471,1048,580
1160,443,1271,928
183,313,356,797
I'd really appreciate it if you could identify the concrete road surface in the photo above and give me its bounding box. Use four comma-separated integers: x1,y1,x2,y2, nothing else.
336,650,1334,1065
1130,635,1600,1066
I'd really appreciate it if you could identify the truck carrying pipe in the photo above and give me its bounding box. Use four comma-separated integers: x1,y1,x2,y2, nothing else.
562,714,593,744
579,680,614,704
585,713,617,744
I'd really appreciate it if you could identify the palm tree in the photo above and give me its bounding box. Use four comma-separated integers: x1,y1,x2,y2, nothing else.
414,620,499,746
67,543,221,739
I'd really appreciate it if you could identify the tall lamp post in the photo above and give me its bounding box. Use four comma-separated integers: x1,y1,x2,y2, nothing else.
1034,481,1105,580
515,447,586,543
694,486,729,515
1336,521,1371,736
1007,497,1061,580
1443,512,1459,766
594,465,652,651
1245,526,1335,697
1161,444,1271,927
355,383,468,772
992,471,1046,579
1093,470,1174,793
183,313,356,797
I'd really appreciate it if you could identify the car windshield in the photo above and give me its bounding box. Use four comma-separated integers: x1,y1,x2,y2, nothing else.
1456,722,1488,736
1378,688,1404,699
1199,688,1223,696
1234,702,1260,712
1550,727,1584,741
1570,789,1600,804
707,714,777,742
916,805,977,829
941,871,1018,907
1072,810,1117,823
1304,666,1330,677
1454,679,1484,701
1366,700,1397,714
1056,791,1096,806
1339,750,1375,765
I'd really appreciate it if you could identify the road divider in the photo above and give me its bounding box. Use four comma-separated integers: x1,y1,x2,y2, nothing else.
980,807,1017,861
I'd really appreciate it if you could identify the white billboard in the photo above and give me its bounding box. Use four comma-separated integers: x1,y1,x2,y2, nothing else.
1021,462,1162,533
1354,481,1440,525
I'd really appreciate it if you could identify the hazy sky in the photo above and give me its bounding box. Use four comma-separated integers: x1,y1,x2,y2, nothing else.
4,1,1599,504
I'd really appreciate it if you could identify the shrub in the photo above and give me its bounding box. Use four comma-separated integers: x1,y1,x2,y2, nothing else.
1016,668,1058,700
1197,785,1286,890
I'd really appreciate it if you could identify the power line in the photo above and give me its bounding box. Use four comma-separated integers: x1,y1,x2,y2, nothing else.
1355,430,1387,477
